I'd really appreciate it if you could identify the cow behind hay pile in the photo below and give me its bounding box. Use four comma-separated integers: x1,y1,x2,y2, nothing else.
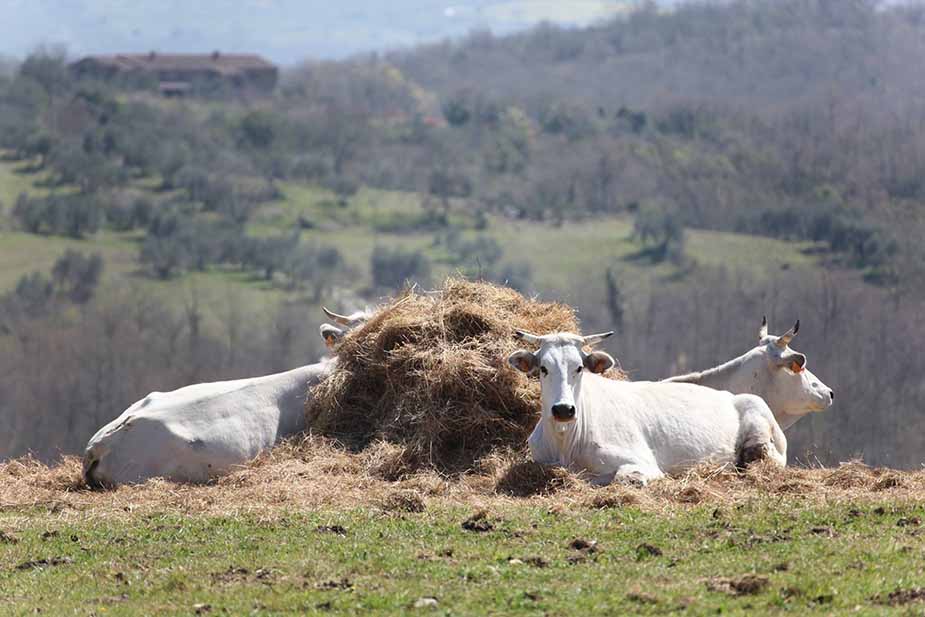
305,278,624,473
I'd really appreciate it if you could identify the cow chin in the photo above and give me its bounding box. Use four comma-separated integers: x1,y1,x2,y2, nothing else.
805,392,833,412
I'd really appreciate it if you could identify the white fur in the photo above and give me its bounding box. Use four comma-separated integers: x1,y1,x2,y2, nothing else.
512,333,786,485
83,311,370,486
82,361,332,485
663,321,833,430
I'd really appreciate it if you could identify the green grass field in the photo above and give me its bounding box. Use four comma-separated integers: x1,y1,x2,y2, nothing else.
0,156,56,210
2,490,923,615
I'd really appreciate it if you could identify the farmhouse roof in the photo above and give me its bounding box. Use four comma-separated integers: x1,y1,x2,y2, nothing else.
74,53,276,74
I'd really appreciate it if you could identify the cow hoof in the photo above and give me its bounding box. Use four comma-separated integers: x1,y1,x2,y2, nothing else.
615,472,648,488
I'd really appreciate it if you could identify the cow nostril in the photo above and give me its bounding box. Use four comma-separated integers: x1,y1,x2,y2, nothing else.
551,404,576,420
830,390,835,401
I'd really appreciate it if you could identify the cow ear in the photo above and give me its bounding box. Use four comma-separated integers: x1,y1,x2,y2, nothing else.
319,324,345,349
508,350,537,374
783,352,806,373
584,351,615,374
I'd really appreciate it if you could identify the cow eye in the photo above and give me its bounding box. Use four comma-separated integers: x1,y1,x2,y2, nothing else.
576,366,583,374
540,366,548,376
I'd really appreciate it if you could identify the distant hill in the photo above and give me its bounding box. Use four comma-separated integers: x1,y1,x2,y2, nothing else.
0,0,682,65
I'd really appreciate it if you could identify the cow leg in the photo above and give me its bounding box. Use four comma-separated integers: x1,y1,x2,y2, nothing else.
612,463,663,487
583,448,662,486
734,395,787,470
735,437,770,469
736,427,786,468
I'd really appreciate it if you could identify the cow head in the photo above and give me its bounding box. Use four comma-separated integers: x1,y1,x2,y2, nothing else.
508,331,615,431
756,316,833,416
319,307,371,349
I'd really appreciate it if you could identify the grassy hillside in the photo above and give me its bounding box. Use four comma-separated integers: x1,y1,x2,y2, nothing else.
0,157,825,305
2,451,924,616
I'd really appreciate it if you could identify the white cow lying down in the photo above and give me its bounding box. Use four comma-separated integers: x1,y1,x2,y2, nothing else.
82,308,365,487
664,317,834,430
508,330,786,485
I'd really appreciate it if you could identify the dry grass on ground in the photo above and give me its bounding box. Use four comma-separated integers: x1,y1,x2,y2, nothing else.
3,436,924,523
306,278,624,474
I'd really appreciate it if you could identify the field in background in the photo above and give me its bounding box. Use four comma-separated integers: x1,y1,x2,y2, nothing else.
0,156,826,307
2,445,924,616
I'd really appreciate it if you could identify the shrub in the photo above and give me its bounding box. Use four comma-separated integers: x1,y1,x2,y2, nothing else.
238,111,277,149
633,200,687,265
140,234,188,279
370,246,432,290
442,95,471,127
51,250,103,304
11,272,54,313
12,193,102,238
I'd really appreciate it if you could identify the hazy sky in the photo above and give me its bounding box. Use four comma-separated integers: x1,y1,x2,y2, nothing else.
0,0,655,65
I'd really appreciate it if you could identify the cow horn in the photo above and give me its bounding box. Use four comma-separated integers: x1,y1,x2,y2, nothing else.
777,319,799,347
322,307,353,326
582,331,614,347
513,330,543,345
759,315,768,340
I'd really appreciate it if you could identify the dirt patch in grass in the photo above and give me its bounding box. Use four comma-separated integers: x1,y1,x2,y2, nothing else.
874,587,925,606
461,510,495,533
316,524,347,536
707,574,770,596
584,487,642,509
494,460,578,497
316,577,353,591
15,556,74,571
626,591,658,604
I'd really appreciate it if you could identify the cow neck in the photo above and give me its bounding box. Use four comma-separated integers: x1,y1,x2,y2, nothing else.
667,348,759,392
667,349,807,430
768,410,802,431
540,379,588,468
253,360,332,386
277,360,337,425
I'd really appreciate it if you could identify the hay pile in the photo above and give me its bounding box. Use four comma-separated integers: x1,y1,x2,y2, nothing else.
305,278,623,473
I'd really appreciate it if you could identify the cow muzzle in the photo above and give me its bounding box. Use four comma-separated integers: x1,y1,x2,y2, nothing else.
551,404,576,422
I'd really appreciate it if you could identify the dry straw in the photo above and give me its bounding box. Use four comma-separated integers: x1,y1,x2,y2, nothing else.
305,278,624,474
4,451,925,522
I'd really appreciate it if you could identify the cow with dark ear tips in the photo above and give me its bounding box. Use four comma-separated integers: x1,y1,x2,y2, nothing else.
665,317,833,430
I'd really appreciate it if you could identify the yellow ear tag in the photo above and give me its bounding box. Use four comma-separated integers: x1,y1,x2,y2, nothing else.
790,361,804,373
